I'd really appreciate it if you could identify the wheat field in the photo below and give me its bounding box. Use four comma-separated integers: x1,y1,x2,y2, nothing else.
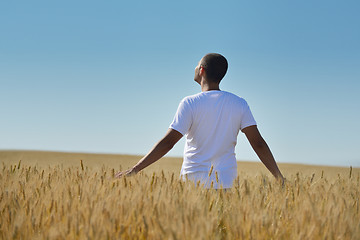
1,151,359,239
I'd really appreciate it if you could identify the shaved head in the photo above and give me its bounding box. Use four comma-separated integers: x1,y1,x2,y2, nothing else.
200,53,228,83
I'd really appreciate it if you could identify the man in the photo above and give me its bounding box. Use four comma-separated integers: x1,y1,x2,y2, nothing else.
115,53,284,188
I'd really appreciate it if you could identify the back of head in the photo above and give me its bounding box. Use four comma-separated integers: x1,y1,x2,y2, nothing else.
201,53,228,83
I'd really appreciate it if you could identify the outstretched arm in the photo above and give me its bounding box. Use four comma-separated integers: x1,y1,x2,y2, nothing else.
242,125,284,180
115,129,183,178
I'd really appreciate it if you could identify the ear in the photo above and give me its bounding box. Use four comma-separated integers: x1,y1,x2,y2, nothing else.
199,66,205,75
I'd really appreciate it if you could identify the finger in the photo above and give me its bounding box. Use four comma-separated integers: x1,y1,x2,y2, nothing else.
125,170,136,177
114,172,124,178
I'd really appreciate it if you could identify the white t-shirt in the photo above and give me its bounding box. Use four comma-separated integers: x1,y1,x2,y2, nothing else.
169,90,257,188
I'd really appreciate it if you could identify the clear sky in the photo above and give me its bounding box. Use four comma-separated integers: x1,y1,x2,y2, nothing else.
1,0,359,167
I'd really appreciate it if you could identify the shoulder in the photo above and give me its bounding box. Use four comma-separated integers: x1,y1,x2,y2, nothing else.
181,92,204,104
222,91,249,105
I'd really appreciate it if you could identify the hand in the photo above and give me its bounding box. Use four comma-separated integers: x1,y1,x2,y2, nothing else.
114,168,136,178
277,175,286,186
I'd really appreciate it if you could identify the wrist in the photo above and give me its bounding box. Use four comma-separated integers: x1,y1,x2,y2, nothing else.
131,166,139,174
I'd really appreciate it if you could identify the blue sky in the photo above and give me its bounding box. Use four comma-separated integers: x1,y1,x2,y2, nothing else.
1,0,359,167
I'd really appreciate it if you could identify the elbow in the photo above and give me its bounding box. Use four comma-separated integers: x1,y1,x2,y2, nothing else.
163,143,174,152
160,139,176,152
251,139,267,151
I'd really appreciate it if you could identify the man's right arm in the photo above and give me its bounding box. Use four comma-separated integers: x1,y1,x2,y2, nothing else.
242,125,284,180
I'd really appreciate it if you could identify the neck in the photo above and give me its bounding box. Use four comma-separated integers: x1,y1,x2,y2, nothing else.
201,80,220,92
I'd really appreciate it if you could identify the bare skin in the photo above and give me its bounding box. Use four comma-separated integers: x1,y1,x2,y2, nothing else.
114,129,182,177
115,57,284,182
242,125,283,179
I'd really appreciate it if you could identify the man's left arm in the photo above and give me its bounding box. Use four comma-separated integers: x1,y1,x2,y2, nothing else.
114,129,183,178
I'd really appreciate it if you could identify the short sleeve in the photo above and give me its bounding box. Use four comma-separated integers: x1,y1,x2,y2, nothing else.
169,98,193,135
240,101,257,130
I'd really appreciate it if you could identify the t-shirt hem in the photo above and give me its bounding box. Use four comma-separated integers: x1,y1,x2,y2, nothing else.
169,126,186,136
180,166,237,175
240,122,257,131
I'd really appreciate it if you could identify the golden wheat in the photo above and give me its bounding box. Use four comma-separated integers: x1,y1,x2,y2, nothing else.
1,159,359,240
